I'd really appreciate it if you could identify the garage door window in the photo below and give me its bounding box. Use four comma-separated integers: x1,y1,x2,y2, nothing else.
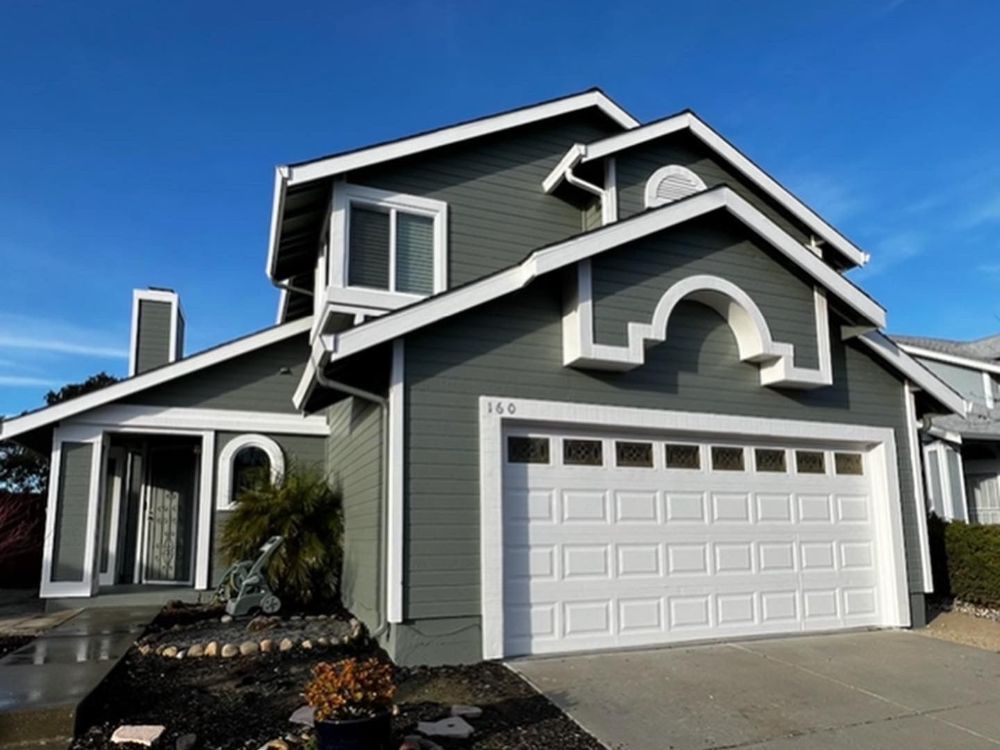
711,446,745,471
795,450,826,474
665,443,700,469
507,436,549,464
835,452,864,475
755,448,787,473
616,441,653,468
563,439,603,466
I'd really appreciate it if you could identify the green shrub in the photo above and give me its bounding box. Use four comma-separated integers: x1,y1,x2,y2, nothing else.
930,514,1000,607
220,462,342,609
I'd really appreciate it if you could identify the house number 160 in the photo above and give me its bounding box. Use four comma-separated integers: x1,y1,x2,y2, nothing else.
487,401,516,415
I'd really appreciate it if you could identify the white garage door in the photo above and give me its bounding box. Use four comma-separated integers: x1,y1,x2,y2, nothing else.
501,427,890,657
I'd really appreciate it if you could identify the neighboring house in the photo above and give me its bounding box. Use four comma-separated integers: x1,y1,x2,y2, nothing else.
0,89,967,666
894,334,1000,524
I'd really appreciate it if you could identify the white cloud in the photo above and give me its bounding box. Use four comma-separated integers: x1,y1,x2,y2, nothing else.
0,334,127,359
0,313,127,359
0,375,60,388
961,194,1000,229
858,231,926,278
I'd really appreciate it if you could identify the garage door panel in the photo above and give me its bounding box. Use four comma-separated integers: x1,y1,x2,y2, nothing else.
502,429,888,656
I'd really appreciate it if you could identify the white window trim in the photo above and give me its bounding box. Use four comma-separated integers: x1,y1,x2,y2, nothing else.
216,434,286,511
644,164,708,208
329,182,448,305
478,396,911,660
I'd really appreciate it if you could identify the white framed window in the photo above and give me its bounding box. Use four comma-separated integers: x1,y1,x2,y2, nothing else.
216,434,285,511
644,165,707,208
330,183,448,307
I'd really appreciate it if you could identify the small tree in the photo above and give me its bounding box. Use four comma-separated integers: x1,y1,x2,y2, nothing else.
0,492,41,564
220,463,342,609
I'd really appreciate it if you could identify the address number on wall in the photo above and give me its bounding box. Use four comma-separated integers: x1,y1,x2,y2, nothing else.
485,400,517,416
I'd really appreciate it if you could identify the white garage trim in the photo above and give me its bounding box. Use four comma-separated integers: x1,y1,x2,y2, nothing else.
478,396,910,660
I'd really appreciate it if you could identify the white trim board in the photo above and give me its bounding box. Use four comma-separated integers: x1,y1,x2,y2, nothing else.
70,404,328,436
216,433,286,511
477,396,911,660
387,340,405,623
897,343,1000,376
267,89,638,281
542,110,869,268
298,187,887,409
1,317,313,442
857,333,967,416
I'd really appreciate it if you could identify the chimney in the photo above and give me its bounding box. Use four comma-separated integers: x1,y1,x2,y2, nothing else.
129,288,185,376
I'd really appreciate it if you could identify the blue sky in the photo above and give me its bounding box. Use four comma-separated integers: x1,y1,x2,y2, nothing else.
1,1,999,416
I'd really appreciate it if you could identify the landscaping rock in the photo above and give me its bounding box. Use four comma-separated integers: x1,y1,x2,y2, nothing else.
260,639,273,653
138,644,152,656
450,704,482,719
288,706,314,727
187,643,205,658
316,636,329,647
239,640,259,656
204,641,219,657
175,733,198,750
221,643,239,658
416,716,474,739
110,725,166,746
279,638,295,652
221,614,233,624
248,615,277,632
301,639,313,650
161,645,178,658
175,649,185,659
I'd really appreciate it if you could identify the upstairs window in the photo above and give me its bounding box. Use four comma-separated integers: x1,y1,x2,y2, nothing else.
334,183,448,299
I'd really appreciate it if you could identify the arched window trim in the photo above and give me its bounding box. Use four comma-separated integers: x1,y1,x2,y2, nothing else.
216,434,285,511
644,165,708,208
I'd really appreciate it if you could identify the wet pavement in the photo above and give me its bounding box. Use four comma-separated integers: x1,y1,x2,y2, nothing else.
0,606,158,748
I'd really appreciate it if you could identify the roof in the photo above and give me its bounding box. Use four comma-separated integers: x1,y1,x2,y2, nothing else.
266,88,639,288
295,186,913,410
542,110,870,269
0,317,312,442
893,333,1000,367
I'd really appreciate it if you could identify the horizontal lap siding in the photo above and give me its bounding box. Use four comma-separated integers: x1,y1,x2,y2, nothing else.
592,215,820,369
122,335,309,413
209,432,327,586
327,398,383,627
136,300,173,374
404,276,921,622
52,442,93,582
615,131,812,247
347,111,620,286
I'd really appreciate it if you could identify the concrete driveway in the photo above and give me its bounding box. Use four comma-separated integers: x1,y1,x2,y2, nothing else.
511,631,1000,749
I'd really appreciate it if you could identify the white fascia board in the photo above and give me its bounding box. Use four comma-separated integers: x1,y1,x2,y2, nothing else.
858,332,968,416
1,317,313,441
285,91,638,188
320,187,885,369
898,343,1000,376
544,111,869,268
266,166,291,280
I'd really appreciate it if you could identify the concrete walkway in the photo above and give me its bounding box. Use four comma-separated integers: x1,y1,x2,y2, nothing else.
511,630,1000,749
0,606,159,749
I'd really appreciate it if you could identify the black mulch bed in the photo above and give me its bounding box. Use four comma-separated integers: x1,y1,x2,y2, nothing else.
72,605,602,750
0,635,33,659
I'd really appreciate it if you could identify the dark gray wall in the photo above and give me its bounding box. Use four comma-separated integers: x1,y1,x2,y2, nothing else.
401,272,919,662
347,111,620,287
327,398,384,628
615,131,814,249
592,214,819,369
922,359,987,408
124,335,308,414
209,431,327,586
135,299,173,375
52,442,93,582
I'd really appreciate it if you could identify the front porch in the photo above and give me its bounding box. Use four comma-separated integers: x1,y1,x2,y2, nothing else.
45,585,207,612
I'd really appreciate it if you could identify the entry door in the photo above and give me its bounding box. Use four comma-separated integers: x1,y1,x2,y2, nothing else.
502,427,886,657
142,446,197,584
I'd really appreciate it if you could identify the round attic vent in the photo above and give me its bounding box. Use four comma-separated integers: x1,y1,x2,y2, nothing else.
644,165,708,208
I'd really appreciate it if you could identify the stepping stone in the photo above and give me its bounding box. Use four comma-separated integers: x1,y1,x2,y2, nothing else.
111,725,166,746
451,705,482,718
416,716,474,739
288,705,314,727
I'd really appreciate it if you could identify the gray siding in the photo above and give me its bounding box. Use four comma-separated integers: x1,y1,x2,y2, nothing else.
615,131,813,248
52,442,93,582
348,111,621,287
592,215,819,368
922,359,987,408
209,431,327,586
403,275,920,639
135,299,173,374
327,398,384,629
124,335,308,414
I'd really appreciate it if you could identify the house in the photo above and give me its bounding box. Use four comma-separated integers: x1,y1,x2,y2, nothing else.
0,89,967,665
893,334,1000,523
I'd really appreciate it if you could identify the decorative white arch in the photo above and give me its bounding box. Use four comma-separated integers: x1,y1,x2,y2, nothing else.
216,433,285,510
644,165,708,208
563,271,832,389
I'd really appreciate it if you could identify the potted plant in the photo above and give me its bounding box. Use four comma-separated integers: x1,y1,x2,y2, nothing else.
304,657,396,750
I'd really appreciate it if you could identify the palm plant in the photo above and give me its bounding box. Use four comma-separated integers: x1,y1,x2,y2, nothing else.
220,462,342,608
